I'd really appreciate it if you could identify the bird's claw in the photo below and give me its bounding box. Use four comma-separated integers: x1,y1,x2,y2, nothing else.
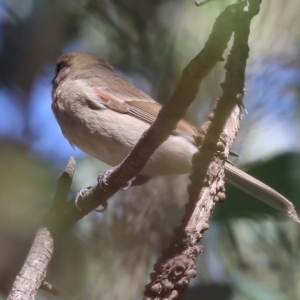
97,169,114,188
121,180,132,190
75,187,91,211
94,201,108,212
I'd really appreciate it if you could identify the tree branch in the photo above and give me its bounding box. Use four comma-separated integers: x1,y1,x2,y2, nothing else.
144,1,262,299
8,158,75,300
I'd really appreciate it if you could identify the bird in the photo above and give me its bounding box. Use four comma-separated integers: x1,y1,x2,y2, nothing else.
51,51,299,222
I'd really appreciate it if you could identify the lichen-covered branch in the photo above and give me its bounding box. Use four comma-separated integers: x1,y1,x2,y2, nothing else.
144,1,262,299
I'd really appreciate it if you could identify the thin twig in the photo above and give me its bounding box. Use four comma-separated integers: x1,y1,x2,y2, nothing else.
40,280,60,297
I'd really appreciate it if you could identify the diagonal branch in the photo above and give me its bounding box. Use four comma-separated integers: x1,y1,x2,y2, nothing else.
56,0,242,229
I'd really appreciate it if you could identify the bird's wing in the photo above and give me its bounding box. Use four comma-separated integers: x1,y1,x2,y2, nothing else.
86,74,197,142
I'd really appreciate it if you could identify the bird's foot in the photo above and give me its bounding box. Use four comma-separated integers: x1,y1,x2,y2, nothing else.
121,175,150,190
74,187,92,211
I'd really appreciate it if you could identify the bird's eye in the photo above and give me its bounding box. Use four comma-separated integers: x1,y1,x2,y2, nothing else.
56,63,62,74
55,62,66,74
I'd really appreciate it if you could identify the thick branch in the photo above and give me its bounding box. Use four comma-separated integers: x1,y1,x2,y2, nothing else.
144,1,262,299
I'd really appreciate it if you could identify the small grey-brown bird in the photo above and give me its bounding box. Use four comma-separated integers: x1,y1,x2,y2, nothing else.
52,51,299,222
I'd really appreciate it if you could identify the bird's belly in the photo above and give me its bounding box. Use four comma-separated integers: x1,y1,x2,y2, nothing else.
58,107,197,177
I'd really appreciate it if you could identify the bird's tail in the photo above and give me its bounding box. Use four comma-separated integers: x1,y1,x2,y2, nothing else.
224,162,300,222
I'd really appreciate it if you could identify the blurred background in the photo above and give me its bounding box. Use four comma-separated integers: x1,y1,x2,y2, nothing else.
1,0,300,299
